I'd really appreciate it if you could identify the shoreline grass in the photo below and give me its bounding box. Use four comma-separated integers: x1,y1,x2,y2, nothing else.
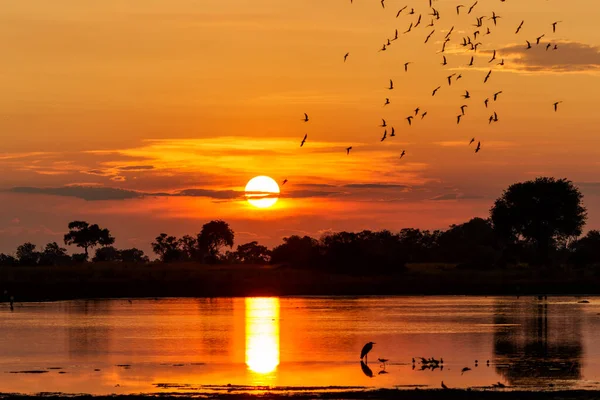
1,262,599,302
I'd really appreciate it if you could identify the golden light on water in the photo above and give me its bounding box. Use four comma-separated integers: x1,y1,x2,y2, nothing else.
245,176,280,209
245,297,280,374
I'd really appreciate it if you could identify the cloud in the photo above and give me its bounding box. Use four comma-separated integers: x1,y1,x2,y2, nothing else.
429,193,460,201
117,165,155,171
10,186,144,201
497,41,600,73
344,183,410,189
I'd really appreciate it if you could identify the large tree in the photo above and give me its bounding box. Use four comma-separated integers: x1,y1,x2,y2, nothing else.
151,233,182,262
63,221,115,258
490,177,587,263
16,242,40,265
197,220,235,262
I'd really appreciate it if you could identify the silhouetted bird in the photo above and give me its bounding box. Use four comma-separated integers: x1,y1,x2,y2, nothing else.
432,86,441,96
300,134,307,147
303,113,309,122
552,21,561,33
475,142,481,153
360,342,376,363
400,150,406,159
381,119,387,127
390,127,396,137
404,62,412,72
406,116,413,126
441,381,449,389
282,179,288,185
469,138,475,145
462,90,471,99
389,79,394,90
344,52,349,62
378,358,389,366
462,367,472,374
384,98,390,106
493,91,502,101
515,20,524,34
421,112,428,119
346,147,352,155
553,101,562,111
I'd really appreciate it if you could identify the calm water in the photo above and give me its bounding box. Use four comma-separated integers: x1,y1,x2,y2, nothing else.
1,296,600,394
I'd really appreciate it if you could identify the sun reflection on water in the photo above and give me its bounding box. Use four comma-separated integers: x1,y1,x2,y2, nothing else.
245,297,280,377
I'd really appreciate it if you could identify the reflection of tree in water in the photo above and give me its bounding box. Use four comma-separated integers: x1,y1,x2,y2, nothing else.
67,300,111,358
493,298,582,386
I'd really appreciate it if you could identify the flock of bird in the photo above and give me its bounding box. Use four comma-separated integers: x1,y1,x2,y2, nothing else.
360,341,507,389
298,0,564,161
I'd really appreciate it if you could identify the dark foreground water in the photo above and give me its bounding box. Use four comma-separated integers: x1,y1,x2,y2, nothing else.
1,296,599,394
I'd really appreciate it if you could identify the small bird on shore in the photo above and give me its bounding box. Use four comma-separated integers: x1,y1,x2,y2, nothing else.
441,381,448,390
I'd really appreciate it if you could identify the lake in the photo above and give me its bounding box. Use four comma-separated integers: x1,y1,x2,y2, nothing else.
1,296,599,394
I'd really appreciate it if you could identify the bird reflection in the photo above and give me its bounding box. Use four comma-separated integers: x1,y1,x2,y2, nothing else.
360,361,374,378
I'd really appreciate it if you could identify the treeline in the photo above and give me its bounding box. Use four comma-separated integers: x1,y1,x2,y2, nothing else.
0,177,599,272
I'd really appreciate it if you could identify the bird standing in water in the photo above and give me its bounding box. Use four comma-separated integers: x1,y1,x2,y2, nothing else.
360,342,376,364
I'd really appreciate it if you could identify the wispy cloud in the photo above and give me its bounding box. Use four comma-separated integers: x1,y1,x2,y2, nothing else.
496,41,600,73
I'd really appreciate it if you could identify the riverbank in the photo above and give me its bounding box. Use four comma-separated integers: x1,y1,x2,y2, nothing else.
3,390,600,400
1,262,599,302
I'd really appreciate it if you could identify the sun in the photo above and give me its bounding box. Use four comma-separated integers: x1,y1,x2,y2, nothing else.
245,176,280,208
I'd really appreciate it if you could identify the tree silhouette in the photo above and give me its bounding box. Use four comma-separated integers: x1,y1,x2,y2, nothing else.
63,221,115,259
271,235,321,268
197,220,234,262
16,242,40,265
151,233,183,262
235,241,271,264
93,246,121,262
570,230,600,266
39,242,70,266
120,248,149,263
491,178,587,264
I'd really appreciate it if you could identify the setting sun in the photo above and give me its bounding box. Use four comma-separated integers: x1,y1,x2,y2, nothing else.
245,176,280,209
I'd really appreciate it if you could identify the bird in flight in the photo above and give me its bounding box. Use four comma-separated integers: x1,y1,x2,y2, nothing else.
425,30,435,44
554,101,563,111
475,142,481,153
484,98,489,108
384,98,390,106
441,55,447,66
396,6,407,17
404,62,412,72
400,150,406,159
381,130,387,142
456,4,464,15
469,138,475,145
457,115,462,124
515,20,524,34
282,179,288,185
490,12,501,26
300,134,307,147
406,116,413,126
303,113,309,122
389,79,394,90
380,0,385,8
489,50,496,63
346,146,353,155
468,1,478,14
460,105,468,115
526,40,532,49
415,107,420,116
493,91,503,101
552,21,561,33
484,70,492,83
447,74,456,86
462,90,471,99
404,23,413,34
536,34,545,45
468,56,474,66
379,44,387,52
432,86,441,96
421,112,428,119
380,119,387,127
390,127,396,137
344,52,349,62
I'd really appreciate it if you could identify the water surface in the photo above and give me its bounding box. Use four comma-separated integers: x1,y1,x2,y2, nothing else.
1,296,600,394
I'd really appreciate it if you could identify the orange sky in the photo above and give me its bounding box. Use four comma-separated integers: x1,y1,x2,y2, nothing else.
1,0,599,255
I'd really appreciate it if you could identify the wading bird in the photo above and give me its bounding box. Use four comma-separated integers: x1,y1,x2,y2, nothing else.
360,342,376,364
